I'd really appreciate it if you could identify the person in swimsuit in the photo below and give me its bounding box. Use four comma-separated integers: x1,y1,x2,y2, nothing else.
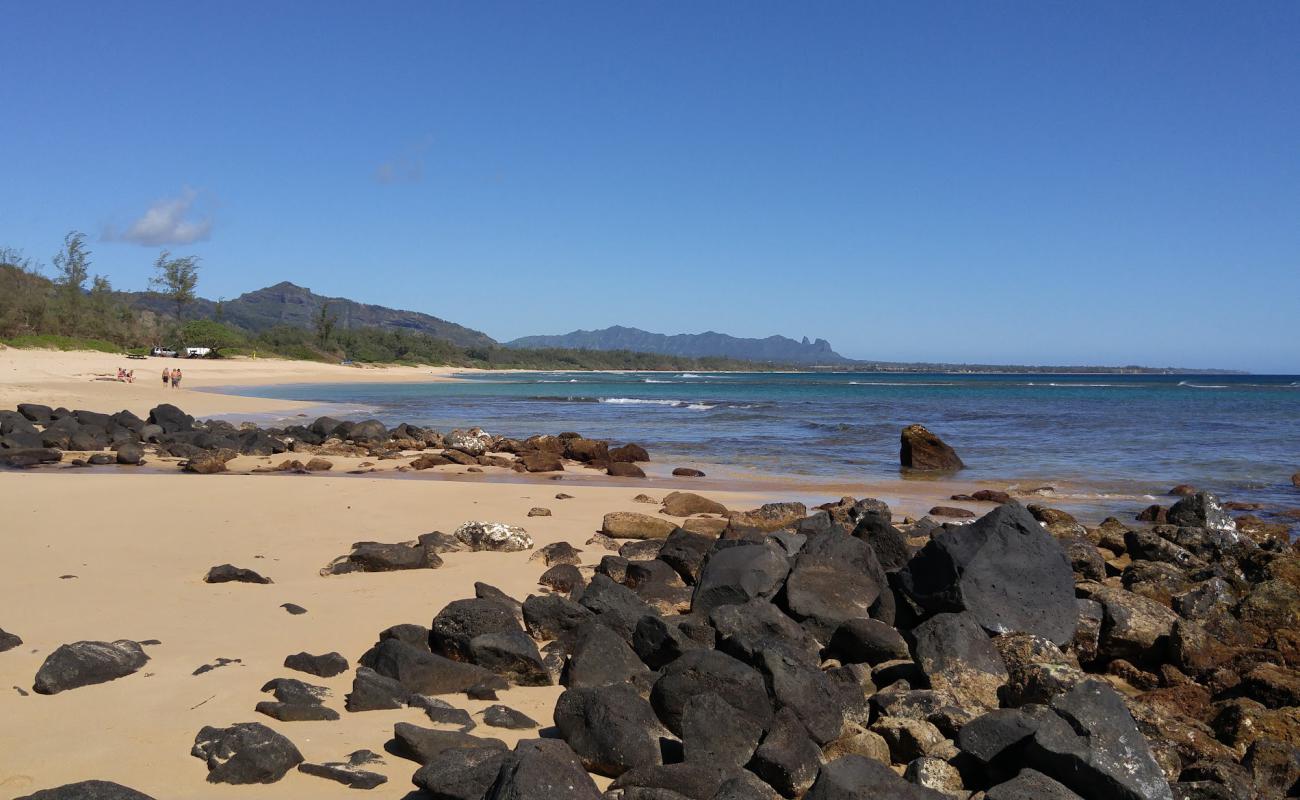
162,367,170,388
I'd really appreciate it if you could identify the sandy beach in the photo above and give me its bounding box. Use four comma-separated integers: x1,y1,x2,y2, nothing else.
0,474,784,796
0,347,468,420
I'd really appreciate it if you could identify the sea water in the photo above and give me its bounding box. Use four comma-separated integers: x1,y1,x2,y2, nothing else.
224,372,1300,521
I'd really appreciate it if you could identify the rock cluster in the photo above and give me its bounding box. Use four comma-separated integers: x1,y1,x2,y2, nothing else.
0,404,651,477
502,495,1299,799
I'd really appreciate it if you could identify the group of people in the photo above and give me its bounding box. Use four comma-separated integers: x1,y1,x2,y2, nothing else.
115,368,135,383
162,367,183,389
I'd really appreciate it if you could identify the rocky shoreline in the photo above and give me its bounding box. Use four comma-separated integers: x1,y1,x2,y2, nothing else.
0,402,658,478
3,404,1300,799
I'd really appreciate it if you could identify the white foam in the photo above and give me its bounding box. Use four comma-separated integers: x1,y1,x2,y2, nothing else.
600,398,681,406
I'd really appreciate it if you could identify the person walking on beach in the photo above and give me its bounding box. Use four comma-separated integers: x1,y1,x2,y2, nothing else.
170,368,182,389
162,367,171,388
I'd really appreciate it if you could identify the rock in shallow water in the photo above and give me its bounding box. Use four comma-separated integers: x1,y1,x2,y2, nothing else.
33,639,149,695
900,423,964,472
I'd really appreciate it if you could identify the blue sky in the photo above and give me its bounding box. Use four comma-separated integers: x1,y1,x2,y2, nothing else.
2,2,1297,371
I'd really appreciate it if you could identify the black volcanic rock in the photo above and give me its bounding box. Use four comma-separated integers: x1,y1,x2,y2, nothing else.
33,640,149,694
554,684,663,777
900,423,965,471
487,738,603,799
0,627,22,652
191,722,303,784
14,782,157,800
204,564,272,584
412,746,509,799
900,503,1078,645
807,755,948,799
650,649,773,735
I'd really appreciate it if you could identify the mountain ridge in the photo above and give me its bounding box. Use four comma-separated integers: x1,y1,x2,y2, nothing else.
506,325,852,364
125,281,496,349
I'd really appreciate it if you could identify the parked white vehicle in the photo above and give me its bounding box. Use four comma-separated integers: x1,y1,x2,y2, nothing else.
185,347,212,358
150,347,177,357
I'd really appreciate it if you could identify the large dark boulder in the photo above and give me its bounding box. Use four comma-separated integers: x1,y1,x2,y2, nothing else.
554,684,663,777
14,782,156,800
147,403,194,433
0,627,22,652
633,614,713,669
782,532,887,641
361,638,507,696
650,649,773,735
900,424,964,472
563,622,650,688
432,598,523,661
390,722,506,764
487,738,603,800
658,528,716,585
283,651,349,678
759,649,844,745
748,707,823,798
578,574,658,642
523,593,594,645
33,640,149,694
2,447,63,467
347,419,389,443
1024,679,1173,800
710,598,820,667
610,763,733,798
468,630,550,686
1166,491,1238,534
985,770,1083,800
900,503,1078,646
828,618,909,665
806,755,948,799
681,691,764,767
850,511,911,572
345,666,412,711
691,544,791,615
191,722,303,784
16,403,54,423
913,612,1008,711
413,746,509,800
957,708,1042,781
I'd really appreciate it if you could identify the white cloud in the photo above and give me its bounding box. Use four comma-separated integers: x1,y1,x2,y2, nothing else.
374,136,433,185
105,188,213,246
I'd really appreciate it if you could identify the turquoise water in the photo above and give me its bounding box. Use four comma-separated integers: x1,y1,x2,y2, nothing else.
226,371,1300,516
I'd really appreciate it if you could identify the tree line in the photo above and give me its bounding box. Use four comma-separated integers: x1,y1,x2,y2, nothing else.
0,232,778,371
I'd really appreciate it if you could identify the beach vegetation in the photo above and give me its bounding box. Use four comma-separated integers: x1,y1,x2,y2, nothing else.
150,250,201,318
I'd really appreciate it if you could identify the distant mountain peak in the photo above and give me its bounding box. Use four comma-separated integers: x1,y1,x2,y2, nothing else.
506,326,851,364
126,282,496,349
